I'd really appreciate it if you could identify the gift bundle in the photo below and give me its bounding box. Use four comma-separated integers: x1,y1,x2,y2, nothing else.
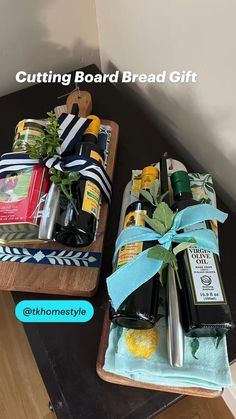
99,155,234,395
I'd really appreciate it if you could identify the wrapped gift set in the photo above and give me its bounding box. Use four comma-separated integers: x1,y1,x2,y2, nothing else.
97,156,234,397
0,88,234,397
0,91,119,296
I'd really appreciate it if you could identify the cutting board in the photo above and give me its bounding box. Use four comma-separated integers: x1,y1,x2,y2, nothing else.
0,120,118,296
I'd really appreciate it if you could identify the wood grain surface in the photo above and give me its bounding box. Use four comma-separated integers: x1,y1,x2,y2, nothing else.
96,308,223,398
66,90,92,116
0,119,119,296
0,292,54,419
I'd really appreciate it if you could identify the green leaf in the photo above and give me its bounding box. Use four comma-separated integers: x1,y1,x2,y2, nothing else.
68,172,81,181
159,262,168,286
173,240,196,256
50,175,59,184
150,179,159,202
191,337,200,359
148,245,176,264
140,189,153,205
62,178,71,185
142,214,166,235
153,202,174,232
159,191,170,203
215,335,223,349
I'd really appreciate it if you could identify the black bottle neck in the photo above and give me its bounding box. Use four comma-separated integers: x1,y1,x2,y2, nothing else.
174,191,193,201
82,133,97,144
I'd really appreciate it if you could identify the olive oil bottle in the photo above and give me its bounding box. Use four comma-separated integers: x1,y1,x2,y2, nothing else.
171,171,234,337
111,166,160,329
55,115,103,247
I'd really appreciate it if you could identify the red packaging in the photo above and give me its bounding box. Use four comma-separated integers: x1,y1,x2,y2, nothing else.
0,164,50,243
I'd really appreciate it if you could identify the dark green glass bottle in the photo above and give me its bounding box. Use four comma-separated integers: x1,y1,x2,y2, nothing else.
171,171,234,337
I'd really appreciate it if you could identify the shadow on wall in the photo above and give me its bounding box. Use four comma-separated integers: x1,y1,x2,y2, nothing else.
106,61,236,213
0,0,100,96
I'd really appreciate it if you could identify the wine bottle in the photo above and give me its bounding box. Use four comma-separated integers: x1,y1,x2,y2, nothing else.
171,170,234,337
55,115,103,247
111,166,160,329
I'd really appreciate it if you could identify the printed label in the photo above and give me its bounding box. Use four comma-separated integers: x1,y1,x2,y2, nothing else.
185,222,226,305
82,149,103,218
117,210,146,268
82,181,100,219
124,210,146,228
132,178,141,198
16,120,25,133
141,175,154,190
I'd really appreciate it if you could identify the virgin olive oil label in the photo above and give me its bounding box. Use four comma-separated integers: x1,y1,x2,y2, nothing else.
82,181,100,219
185,222,226,305
117,210,146,268
117,242,143,268
81,149,103,218
124,210,146,228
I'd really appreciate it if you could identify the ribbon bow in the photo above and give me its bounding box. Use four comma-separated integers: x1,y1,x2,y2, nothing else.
0,113,112,202
107,204,228,311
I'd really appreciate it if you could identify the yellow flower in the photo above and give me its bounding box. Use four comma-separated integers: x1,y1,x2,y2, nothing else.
125,328,159,359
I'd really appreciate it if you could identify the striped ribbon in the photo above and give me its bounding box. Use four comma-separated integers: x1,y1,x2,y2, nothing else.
0,113,112,202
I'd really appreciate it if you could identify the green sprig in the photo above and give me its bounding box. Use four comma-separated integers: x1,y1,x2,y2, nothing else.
141,184,196,289
26,112,81,210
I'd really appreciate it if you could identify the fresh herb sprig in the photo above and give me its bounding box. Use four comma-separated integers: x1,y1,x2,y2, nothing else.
26,111,81,211
140,179,196,287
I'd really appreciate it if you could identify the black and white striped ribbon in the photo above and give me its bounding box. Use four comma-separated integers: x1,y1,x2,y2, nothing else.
0,113,112,202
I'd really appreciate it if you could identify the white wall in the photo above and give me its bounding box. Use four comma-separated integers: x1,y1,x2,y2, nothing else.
0,0,100,96
95,0,236,209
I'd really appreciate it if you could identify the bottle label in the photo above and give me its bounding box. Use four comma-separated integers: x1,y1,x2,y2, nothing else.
117,210,146,268
185,222,226,305
141,175,154,190
81,150,103,218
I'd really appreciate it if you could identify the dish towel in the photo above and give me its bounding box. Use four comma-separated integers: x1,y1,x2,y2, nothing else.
104,317,232,390
104,173,233,390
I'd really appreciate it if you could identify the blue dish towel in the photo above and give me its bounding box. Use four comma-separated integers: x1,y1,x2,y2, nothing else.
104,317,232,390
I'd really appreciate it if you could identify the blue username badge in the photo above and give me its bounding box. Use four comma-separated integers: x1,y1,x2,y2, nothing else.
15,300,94,323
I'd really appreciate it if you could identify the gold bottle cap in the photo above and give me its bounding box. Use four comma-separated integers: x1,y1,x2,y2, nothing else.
141,166,159,189
84,115,101,138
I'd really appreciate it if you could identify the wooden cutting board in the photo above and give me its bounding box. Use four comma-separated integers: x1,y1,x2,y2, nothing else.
96,309,222,398
0,120,118,296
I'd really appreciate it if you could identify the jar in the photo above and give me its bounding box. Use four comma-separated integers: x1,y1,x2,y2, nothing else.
13,119,47,152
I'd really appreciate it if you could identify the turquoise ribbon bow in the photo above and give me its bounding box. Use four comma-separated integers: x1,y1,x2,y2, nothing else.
107,204,228,311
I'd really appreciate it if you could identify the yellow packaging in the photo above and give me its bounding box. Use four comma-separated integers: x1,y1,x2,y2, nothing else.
82,149,104,219
131,170,142,198
141,166,159,190
117,210,146,268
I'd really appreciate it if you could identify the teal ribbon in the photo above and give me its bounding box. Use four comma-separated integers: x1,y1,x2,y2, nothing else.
107,204,228,311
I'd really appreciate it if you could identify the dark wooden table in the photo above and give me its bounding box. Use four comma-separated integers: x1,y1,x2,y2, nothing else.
0,64,235,419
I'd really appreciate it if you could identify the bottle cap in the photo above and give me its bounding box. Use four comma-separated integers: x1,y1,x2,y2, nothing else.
141,166,159,189
84,115,101,138
171,171,192,195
